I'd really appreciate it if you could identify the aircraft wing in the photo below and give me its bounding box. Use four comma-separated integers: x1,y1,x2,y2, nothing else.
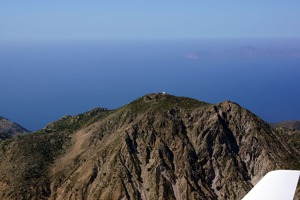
242,170,300,200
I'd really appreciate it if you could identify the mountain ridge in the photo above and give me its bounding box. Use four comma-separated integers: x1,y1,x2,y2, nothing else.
0,116,29,140
272,120,300,131
0,93,299,199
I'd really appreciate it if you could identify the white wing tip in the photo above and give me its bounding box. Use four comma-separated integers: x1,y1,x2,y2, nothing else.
242,170,300,200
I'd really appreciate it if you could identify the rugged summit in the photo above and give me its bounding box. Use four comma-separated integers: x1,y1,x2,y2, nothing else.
0,116,29,140
0,93,299,200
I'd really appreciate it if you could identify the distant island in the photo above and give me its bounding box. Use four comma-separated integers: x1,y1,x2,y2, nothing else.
186,45,300,59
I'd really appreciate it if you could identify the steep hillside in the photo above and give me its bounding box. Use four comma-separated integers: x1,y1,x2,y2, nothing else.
0,116,29,141
272,120,300,154
0,93,299,200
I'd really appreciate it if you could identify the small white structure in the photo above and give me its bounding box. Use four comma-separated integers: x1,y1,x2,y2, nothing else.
162,92,166,95
242,170,300,200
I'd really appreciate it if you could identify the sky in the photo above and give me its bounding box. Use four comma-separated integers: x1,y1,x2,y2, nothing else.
1,1,300,41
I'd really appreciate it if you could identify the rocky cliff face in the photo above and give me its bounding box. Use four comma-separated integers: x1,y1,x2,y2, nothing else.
0,116,29,140
0,94,299,200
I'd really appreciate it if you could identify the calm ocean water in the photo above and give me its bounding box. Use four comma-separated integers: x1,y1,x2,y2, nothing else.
1,39,300,131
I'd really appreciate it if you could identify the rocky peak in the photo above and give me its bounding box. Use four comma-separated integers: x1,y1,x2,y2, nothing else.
0,94,299,200
0,116,29,140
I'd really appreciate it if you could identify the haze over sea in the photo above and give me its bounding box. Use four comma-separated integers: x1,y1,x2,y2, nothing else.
1,38,300,131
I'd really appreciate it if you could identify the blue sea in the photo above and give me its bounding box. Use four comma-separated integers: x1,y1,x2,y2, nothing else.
1,39,300,131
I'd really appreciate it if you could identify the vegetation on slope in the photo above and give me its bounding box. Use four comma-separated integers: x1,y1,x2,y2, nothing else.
0,107,110,199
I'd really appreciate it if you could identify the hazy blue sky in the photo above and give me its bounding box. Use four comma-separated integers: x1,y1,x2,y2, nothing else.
1,1,300,41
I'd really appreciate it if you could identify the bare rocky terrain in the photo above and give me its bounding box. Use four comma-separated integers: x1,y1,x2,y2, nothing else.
0,93,299,199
